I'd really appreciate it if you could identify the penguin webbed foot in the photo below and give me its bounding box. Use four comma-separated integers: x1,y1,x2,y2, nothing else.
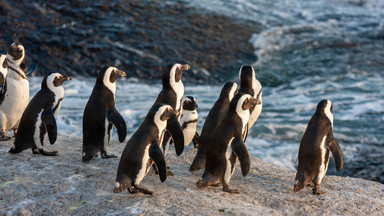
132,184,154,196
39,149,58,156
211,183,221,187
0,134,12,141
101,151,117,159
32,148,40,154
312,185,325,195
223,184,240,194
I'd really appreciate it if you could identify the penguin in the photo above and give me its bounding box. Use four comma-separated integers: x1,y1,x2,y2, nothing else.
238,65,263,139
196,93,260,194
162,96,199,156
153,63,190,156
9,73,72,156
0,42,33,141
189,82,238,172
0,54,7,92
82,66,127,162
294,99,343,194
114,104,175,196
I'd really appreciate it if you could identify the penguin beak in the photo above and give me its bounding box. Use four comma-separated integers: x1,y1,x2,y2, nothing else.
179,64,191,72
63,76,72,81
116,69,127,78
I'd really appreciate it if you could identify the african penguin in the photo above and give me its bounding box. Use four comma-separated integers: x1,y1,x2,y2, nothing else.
0,54,7,92
189,82,238,172
238,65,263,135
294,99,343,194
82,66,127,162
196,93,259,194
162,96,199,156
114,104,175,196
154,63,190,156
9,73,72,156
0,42,32,141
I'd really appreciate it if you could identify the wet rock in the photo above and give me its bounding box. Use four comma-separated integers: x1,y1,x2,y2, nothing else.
0,0,261,83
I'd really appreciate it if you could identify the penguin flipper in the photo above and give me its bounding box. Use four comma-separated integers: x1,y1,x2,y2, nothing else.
25,63,37,76
166,115,184,156
244,124,249,142
149,142,167,182
192,132,200,148
41,108,57,144
327,133,343,171
107,107,127,143
231,137,251,177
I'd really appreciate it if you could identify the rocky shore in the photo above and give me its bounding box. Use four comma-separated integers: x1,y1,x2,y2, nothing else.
0,136,383,215
0,0,261,83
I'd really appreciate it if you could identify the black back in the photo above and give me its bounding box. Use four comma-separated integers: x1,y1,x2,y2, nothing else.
13,75,56,152
82,67,117,155
189,82,237,171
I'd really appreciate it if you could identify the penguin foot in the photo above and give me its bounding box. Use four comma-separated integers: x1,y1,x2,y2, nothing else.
32,148,40,154
167,170,174,176
133,184,154,196
196,180,207,188
39,149,58,156
114,182,128,193
101,152,117,159
82,154,94,162
312,185,325,195
0,135,12,141
211,183,221,187
223,184,240,194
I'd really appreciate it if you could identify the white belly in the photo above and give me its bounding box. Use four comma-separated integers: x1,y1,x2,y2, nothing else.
223,138,235,184
0,78,29,130
316,135,328,184
33,110,44,149
248,92,262,128
135,145,151,185
179,111,198,146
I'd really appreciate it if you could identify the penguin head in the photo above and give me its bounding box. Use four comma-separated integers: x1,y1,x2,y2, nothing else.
239,65,255,88
162,63,190,88
98,66,126,93
316,99,334,127
43,73,72,91
230,93,260,116
7,42,25,66
220,82,238,101
182,96,198,111
151,104,175,127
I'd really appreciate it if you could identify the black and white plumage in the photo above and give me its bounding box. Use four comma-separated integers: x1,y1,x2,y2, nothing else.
0,54,7,92
196,93,259,194
9,73,71,156
0,42,31,141
82,66,127,162
189,82,238,172
114,104,175,196
238,65,262,131
294,99,343,194
162,96,199,155
154,63,190,156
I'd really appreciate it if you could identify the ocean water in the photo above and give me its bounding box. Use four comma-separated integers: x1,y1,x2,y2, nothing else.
29,0,383,173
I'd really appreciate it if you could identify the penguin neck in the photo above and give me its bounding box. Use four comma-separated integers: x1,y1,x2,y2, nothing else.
170,80,184,111
49,85,65,107
6,59,27,80
236,108,250,134
103,78,116,96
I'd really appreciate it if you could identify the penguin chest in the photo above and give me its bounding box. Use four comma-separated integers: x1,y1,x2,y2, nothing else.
224,137,236,183
179,111,198,146
1,78,29,128
134,144,151,185
173,83,184,114
249,92,262,128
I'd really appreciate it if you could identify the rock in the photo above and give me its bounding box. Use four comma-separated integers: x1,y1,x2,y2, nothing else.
0,0,261,83
0,136,383,215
